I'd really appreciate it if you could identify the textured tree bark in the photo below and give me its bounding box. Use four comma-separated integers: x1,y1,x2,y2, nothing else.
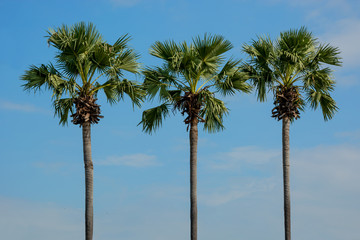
82,122,93,240
282,117,291,240
189,119,198,240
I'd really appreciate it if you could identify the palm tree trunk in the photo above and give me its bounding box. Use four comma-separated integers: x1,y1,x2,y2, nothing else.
282,117,291,240
82,122,93,240
189,119,198,240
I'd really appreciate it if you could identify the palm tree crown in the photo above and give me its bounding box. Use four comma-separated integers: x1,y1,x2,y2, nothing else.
22,22,144,125
242,26,341,121
140,34,251,132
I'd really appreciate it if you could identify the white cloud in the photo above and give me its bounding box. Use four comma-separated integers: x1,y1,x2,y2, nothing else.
292,144,360,191
334,73,359,86
0,100,46,113
2,143,359,240
321,18,360,69
211,144,360,192
199,179,276,206
335,129,360,139
255,0,354,12
209,146,280,170
259,0,360,71
32,161,75,175
203,143,360,239
0,197,83,240
290,144,360,240
267,0,355,15
200,189,247,206
33,161,66,170
98,153,160,167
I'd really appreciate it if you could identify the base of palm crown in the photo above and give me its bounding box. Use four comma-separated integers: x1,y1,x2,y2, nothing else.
272,85,301,121
71,95,104,126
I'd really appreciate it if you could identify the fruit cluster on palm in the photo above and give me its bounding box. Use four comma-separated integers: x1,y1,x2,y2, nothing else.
21,22,341,240
21,22,144,240
242,27,341,240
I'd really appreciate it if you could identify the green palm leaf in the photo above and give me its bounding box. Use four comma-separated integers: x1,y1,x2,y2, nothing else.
139,103,171,134
53,98,75,125
199,91,229,132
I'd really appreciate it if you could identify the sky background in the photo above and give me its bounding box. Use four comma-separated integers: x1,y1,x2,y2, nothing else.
0,0,359,239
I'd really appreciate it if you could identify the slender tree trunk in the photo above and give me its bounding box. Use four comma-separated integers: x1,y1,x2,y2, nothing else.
282,117,291,240
82,122,94,240
189,119,198,240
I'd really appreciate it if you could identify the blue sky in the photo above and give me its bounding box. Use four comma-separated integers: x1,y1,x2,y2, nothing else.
1,0,359,239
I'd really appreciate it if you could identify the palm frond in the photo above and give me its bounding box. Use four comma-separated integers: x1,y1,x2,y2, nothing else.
95,79,145,107
214,59,252,96
56,55,80,80
199,91,229,133
192,33,233,74
112,48,140,74
243,36,274,64
241,62,273,101
53,98,75,125
277,26,315,57
242,35,277,99
311,43,342,67
112,34,131,52
305,89,338,121
303,67,335,92
21,64,74,99
47,22,102,55
139,103,172,134
92,42,140,78
150,40,181,62
116,79,145,107
143,66,186,101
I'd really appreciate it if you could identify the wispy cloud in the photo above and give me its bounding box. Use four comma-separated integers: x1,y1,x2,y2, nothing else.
292,144,360,190
32,161,75,175
290,144,360,239
199,181,275,206
211,144,360,190
267,0,356,16
98,153,160,167
335,129,360,140
199,173,277,206
0,100,47,113
2,144,359,240
200,189,248,206
201,143,360,238
261,0,360,72
0,197,83,240
321,18,360,69
33,161,66,170
209,146,280,170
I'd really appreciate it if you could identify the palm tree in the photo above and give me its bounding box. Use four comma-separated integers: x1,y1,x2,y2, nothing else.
139,34,251,240
21,22,144,240
242,27,341,240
